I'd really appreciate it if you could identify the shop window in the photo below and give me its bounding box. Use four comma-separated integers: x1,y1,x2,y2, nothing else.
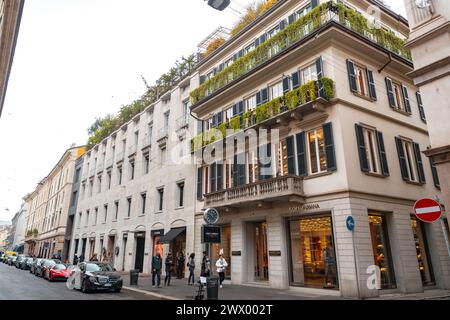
411,216,435,286
212,225,232,279
288,215,338,289
368,213,397,289
153,235,164,257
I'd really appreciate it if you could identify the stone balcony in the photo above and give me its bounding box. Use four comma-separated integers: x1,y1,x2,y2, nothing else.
204,175,305,210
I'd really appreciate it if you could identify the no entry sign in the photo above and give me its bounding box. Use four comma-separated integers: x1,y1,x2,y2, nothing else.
414,198,443,223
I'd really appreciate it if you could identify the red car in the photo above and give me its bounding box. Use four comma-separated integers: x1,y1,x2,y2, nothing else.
44,263,72,281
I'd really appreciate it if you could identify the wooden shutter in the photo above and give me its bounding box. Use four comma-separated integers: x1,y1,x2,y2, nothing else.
376,131,389,176
366,69,377,101
385,78,395,108
292,71,300,89
413,143,426,184
288,14,296,24
316,57,324,97
286,136,296,175
296,132,307,177
429,158,440,189
258,144,272,180
416,92,426,121
197,168,203,200
395,137,409,181
323,123,337,171
210,163,217,193
217,163,223,191
283,76,290,94
261,88,268,104
346,60,357,93
402,85,412,114
256,91,262,106
355,124,369,172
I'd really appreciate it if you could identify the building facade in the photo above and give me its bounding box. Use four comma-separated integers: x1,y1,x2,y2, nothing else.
69,80,197,275
24,146,86,258
403,0,450,215
190,0,450,298
0,224,11,250
9,196,30,252
0,0,25,117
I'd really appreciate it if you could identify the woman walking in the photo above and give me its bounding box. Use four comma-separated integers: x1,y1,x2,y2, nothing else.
215,254,228,288
187,253,195,285
164,252,173,287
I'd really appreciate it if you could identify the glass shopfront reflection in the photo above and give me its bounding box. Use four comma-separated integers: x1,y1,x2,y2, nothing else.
212,225,232,279
368,213,396,289
288,215,338,289
411,216,435,286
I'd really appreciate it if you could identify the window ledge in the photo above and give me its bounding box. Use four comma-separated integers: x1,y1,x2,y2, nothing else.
138,214,146,217
353,93,373,102
155,211,163,215
392,108,411,117
175,206,185,211
304,171,334,180
112,220,118,223
364,172,387,179
405,180,424,186
124,217,131,220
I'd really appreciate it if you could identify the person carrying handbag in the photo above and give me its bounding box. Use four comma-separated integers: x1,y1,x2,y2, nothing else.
215,254,228,288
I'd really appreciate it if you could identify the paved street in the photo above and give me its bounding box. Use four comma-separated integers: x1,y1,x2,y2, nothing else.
0,262,156,300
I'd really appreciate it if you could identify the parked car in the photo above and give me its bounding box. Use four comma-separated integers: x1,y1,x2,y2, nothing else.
73,262,122,293
8,255,18,266
14,255,27,268
21,257,34,270
44,263,71,281
0,252,4,261
34,259,49,276
37,259,61,278
30,258,43,274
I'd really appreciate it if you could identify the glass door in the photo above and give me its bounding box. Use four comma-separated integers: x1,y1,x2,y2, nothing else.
411,216,435,286
254,222,269,281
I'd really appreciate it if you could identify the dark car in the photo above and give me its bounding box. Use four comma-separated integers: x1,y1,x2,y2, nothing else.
34,259,49,277
21,257,34,270
36,259,60,278
30,258,43,274
14,255,27,268
8,255,17,266
76,262,122,293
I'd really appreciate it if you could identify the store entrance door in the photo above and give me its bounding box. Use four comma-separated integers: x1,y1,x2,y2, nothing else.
253,222,269,282
134,234,145,273
411,216,435,286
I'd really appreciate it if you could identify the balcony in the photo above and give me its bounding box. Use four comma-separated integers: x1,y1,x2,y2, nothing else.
204,175,304,209
156,127,169,149
190,1,411,105
191,78,333,152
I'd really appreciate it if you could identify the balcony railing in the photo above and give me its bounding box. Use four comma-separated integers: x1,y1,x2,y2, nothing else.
190,1,411,105
191,78,333,152
204,175,304,208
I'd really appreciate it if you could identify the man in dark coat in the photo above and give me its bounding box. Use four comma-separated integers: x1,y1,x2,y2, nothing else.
152,253,162,288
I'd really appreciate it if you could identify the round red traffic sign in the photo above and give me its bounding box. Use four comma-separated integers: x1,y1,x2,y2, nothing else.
413,198,443,223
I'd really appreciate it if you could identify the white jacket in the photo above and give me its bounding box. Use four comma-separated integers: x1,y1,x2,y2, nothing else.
216,258,228,273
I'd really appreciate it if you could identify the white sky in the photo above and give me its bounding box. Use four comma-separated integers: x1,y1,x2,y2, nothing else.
0,0,406,222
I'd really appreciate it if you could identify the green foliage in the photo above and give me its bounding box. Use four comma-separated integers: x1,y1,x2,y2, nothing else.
190,1,411,105
321,77,334,99
285,88,300,110
230,0,278,37
218,122,228,137
230,116,241,131
32,229,38,236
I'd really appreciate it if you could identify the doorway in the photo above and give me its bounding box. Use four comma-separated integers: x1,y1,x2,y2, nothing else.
212,225,232,279
411,216,435,286
253,221,269,282
134,233,145,273
107,235,116,265
81,238,87,259
122,236,127,271
89,239,95,260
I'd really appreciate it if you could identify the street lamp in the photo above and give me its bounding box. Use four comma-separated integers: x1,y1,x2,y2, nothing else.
206,0,231,11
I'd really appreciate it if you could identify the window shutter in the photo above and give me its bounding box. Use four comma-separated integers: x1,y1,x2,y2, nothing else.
279,20,286,30
296,132,307,177
346,60,357,93
385,78,395,108
258,144,272,180
238,101,244,115
283,76,290,94
217,112,223,125
210,163,217,193
232,103,238,116
233,155,239,188
429,158,440,189
323,123,337,171
233,53,238,61
238,49,244,58
254,37,260,47
286,136,296,175
376,131,389,176
197,168,203,200
355,124,369,172
256,92,262,106
217,163,223,191
292,71,300,89
416,92,426,121
288,14,296,24
260,34,267,44
366,69,377,101
238,154,246,186
211,115,217,127
402,85,412,114
395,137,409,181
413,143,426,184
316,57,324,97
200,75,206,85
311,0,319,8
261,88,268,104
218,63,224,72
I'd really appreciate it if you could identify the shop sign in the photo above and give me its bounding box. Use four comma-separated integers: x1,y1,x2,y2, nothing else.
289,203,320,212
151,229,164,237
269,251,281,257
232,251,241,256
201,226,221,243
414,198,443,223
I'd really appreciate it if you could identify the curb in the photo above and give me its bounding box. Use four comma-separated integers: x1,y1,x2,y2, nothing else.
122,286,181,300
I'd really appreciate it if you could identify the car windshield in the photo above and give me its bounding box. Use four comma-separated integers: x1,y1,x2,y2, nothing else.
53,264,66,270
85,263,113,272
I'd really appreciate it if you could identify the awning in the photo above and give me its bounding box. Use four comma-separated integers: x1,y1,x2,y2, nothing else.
160,227,186,244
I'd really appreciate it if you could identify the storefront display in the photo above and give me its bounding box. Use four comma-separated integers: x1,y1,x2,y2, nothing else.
288,215,338,289
212,225,232,279
254,222,268,281
411,216,435,286
368,213,396,289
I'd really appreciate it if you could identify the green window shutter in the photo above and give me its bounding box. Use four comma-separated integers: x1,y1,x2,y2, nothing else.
217,163,223,191
416,92,426,122
316,57,325,97
292,71,300,89
376,131,389,176
296,132,307,177
323,123,337,172
210,163,217,193
286,136,296,175
413,143,426,184
385,77,395,108
283,76,290,94
366,69,377,101
429,158,440,189
355,124,369,172
395,137,409,181
402,85,412,114
346,60,357,93
197,168,203,200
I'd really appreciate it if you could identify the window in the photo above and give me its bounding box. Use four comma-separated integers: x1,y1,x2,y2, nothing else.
114,201,119,221
94,208,98,226
130,161,135,180
134,131,139,149
277,140,288,176
300,63,317,84
386,78,411,113
177,182,185,207
85,210,90,227
118,166,123,185
81,183,86,200
164,112,170,130
127,197,132,218
197,168,203,200
89,180,93,197
107,171,112,189
144,154,150,174
355,125,389,176
224,107,233,123
75,168,81,183
395,138,425,184
297,4,311,18
97,175,102,193
307,128,327,174
269,81,283,100
103,204,108,223
157,188,164,211
148,124,153,145
78,212,82,228
245,95,257,112
182,99,189,121
248,151,259,183
71,191,78,207
141,193,146,214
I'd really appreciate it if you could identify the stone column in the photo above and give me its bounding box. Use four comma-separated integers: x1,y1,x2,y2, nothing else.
425,219,450,289
267,214,289,289
231,218,244,285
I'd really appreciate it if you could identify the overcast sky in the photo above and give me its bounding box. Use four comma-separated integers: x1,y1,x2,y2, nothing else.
0,0,406,222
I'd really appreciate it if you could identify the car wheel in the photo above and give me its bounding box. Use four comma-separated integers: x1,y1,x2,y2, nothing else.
81,280,89,293
114,288,121,293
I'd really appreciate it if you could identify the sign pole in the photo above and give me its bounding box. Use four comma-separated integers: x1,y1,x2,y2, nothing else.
346,216,360,300
440,218,450,258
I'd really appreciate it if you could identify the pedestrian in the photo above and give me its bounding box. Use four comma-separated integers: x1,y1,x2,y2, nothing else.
73,254,79,265
152,253,162,288
176,251,185,279
90,253,99,262
216,254,228,288
200,251,211,277
187,253,195,285
79,253,85,263
164,252,173,287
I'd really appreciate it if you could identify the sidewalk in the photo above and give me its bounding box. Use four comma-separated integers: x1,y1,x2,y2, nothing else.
120,273,450,300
